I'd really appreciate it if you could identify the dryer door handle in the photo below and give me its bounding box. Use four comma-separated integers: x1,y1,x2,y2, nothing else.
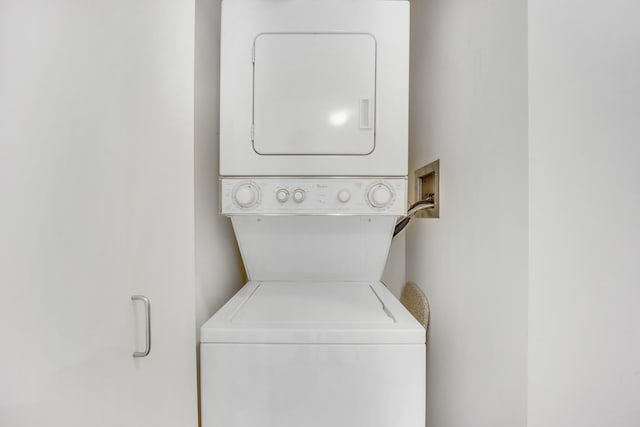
359,98,372,129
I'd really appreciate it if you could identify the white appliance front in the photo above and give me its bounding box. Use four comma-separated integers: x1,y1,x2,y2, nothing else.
200,281,426,427
220,0,410,176
201,343,425,427
220,177,407,216
219,177,407,282
230,215,395,282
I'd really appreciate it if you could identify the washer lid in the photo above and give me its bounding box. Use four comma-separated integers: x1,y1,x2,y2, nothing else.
200,281,425,344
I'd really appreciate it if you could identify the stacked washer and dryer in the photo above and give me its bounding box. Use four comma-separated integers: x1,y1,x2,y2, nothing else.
200,1,425,426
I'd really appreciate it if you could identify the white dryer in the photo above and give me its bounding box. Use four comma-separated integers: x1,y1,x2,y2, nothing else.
219,0,410,177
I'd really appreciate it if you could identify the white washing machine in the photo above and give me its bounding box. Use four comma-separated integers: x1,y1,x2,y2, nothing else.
201,1,424,426
201,281,425,427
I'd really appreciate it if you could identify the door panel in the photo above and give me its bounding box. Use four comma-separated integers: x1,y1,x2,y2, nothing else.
253,33,376,155
0,1,196,426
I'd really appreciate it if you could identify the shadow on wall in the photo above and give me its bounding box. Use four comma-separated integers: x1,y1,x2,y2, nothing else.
194,0,246,331
195,0,247,425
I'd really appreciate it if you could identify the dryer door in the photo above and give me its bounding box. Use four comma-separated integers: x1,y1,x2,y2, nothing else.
253,33,376,156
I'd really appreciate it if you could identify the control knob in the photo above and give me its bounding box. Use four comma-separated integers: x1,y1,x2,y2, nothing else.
292,188,306,203
276,189,289,203
233,183,259,208
367,183,393,208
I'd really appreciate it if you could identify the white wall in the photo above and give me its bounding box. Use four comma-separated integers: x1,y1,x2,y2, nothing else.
194,0,245,333
194,2,246,419
406,1,528,426
528,1,640,426
383,234,406,297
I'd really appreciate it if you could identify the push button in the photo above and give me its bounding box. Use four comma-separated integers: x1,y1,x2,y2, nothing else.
337,189,351,203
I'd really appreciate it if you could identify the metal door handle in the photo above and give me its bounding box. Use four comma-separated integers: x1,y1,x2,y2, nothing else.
131,295,151,358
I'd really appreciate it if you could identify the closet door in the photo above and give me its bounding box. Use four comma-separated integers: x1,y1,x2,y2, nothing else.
0,1,197,426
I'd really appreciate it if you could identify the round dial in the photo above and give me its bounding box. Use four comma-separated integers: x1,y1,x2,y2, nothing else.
233,183,259,208
337,189,351,203
367,183,394,208
292,188,306,203
276,189,289,203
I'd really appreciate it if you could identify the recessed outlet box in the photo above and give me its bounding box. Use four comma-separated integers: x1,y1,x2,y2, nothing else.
414,159,439,218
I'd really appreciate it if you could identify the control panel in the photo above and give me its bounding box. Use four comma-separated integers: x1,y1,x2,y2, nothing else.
220,178,407,215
